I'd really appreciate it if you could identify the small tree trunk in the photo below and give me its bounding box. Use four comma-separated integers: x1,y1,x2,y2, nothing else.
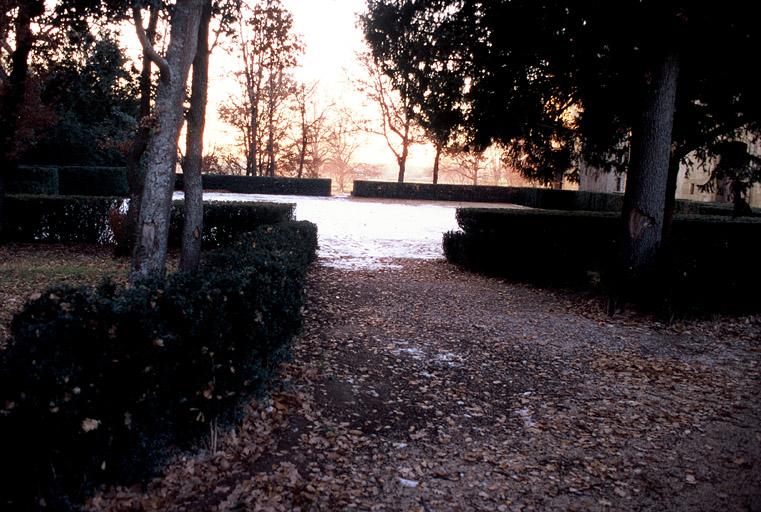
432,143,441,184
123,5,159,255
131,0,203,283
179,0,211,273
0,0,42,234
618,49,680,301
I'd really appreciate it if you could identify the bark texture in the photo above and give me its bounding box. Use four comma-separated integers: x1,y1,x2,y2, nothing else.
179,0,211,273
619,49,680,294
123,5,159,255
131,0,203,282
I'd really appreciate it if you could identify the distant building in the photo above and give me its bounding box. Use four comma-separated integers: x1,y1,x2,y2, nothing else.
579,151,761,208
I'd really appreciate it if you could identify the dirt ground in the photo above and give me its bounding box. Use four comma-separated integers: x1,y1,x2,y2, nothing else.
2,246,759,511
87,259,760,511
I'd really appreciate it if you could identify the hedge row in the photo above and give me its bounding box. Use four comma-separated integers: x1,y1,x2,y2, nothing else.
7,166,129,196
1,195,120,244
6,166,59,195
0,220,318,509
175,173,332,196
9,167,333,198
1,195,295,247
58,166,129,197
444,208,761,312
352,180,758,216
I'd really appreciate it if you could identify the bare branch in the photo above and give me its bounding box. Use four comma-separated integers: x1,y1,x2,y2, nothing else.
133,4,170,82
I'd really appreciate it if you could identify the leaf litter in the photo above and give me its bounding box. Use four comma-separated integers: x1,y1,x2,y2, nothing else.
1,246,759,510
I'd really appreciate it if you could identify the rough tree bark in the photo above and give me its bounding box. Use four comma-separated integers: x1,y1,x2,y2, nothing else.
618,49,680,299
0,0,43,233
179,0,211,273
123,4,159,255
131,0,203,282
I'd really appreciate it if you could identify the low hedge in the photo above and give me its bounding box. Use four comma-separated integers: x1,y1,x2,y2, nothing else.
1,195,120,244
167,200,295,249
444,208,761,312
58,166,129,197
352,180,624,210
1,195,295,247
176,173,332,196
6,166,59,195
0,220,318,509
353,180,759,217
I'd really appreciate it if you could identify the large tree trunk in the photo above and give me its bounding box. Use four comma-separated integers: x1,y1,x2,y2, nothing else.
432,143,441,184
179,0,211,273
661,152,682,242
131,0,203,282
123,5,159,255
618,49,680,301
0,0,43,234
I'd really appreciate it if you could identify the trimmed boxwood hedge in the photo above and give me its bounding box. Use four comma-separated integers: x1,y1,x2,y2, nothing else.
0,220,318,509
7,166,59,195
1,195,120,244
353,180,759,217
175,173,332,196
444,208,761,312
58,166,129,197
1,195,295,247
167,200,295,249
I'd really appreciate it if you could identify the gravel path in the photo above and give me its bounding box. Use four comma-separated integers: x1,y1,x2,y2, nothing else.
90,259,761,511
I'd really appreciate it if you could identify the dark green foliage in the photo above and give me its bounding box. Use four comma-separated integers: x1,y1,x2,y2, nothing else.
353,180,759,217
2,195,295,247
58,166,129,196
168,201,295,249
1,195,120,244
444,209,619,283
20,31,138,166
0,221,318,509
6,166,59,194
444,208,761,312
175,173,332,196
352,180,622,209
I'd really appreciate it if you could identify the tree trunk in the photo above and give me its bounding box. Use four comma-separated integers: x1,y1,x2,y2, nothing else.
0,0,43,234
179,0,211,273
131,0,203,283
661,152,682,242
432,143,441,184
618,49,680,300
123,5,159,255
297,103,307,178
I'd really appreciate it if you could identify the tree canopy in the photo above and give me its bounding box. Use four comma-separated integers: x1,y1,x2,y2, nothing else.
362,1,761,187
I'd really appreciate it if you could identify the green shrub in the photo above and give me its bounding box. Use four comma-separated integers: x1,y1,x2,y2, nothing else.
6,166,60,195
444,208,761,311
2,195,295,248
58,166,129,197
175,173,332,196
352,180,624,210
444,209,619,283
1,195,120,244
168,200,295,249
0,221,318,509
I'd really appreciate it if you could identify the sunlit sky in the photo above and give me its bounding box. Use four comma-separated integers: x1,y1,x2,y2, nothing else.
117,0,436,177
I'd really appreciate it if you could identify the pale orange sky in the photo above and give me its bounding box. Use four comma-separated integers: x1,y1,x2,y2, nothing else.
120,0,438,177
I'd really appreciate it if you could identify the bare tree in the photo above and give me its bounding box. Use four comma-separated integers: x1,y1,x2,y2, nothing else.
221,0,301,176
357,52,421,183
130,0,203,282
283,81,330,178
322,109,365,193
